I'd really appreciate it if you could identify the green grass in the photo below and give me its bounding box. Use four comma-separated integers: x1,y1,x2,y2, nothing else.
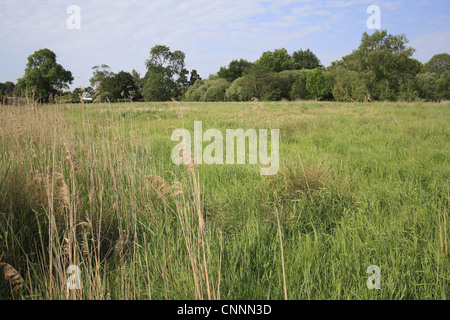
0,100,448,300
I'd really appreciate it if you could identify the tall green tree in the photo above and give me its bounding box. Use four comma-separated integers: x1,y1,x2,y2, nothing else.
177,68,190,95
130,69,144,100
17,48,73,102
189,69,202,86
257,49,293,72
218,59,253,82
335,30,421,101
291,49,321,70
142,70,174,101
143,45,186,101
90,64,115,88
131,69,143,90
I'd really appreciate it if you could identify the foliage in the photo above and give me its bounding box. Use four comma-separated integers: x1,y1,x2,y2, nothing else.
184,77,231,102
13,32,448,104
329,67,367,102
90,64,115,88
436,72,450,100
142,69,174,101
289,70,311,100
143,45,186,101
291,49,321,70
0,81,15,96
239,64,274,100
334,30,421,101
189,69,202,86
423,53,450,76
257,48,293,72
99,71,137,102
218,59,253,82
306,68,327,100
16,48,73,102
225,77,254,101
256,48,321,73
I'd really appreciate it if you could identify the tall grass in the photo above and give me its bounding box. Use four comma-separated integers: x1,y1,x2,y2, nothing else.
0,100,448,300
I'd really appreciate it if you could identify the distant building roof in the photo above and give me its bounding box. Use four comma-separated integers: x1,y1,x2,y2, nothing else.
81,92,92,101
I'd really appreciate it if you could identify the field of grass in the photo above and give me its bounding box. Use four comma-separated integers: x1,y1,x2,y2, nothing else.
0,100,448,300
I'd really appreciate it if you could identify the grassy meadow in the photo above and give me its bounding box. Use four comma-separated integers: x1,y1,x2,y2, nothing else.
0,100,448,300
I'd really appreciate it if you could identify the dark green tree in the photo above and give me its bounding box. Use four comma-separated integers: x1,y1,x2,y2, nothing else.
436,72,450,100
71,87,85,103
189,69,202,86
423,53,450,76
100,71,137,102
240,64,273,100
335,30,421,101
130,69,144,101
257,49,293,72
0,81,15,96
143,45,186,101
414,72,438,101
16,48,73,102
291,49,321,70
177,68,190,95
218,59,253,82
142,70,173,101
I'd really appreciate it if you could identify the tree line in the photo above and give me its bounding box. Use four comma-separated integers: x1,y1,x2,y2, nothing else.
2,30,449,104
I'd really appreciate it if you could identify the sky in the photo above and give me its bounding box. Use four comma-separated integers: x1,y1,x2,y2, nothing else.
0,0,449,90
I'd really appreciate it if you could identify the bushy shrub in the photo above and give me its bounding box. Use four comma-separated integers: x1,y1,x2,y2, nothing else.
436,72,450,100
184,79,205,101
225,77,253,101
290,70,311,100
184,78,230,102
415,72,439,101
330,68,367,102
306,68,328,100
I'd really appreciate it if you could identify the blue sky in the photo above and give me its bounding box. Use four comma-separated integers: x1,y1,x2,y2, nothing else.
0,0,449,89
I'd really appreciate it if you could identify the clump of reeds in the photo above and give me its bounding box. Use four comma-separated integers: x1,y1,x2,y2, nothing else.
0,262,25,295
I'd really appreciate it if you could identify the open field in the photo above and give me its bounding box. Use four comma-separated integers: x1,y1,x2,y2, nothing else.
0,101,449,300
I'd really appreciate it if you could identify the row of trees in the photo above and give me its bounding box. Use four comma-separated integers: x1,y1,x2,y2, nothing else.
71,46,203,103
184,31,449,102
3,30,449,103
